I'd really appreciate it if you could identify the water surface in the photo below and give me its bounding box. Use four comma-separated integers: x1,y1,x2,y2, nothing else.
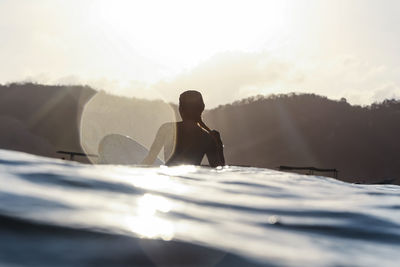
0,149,399,266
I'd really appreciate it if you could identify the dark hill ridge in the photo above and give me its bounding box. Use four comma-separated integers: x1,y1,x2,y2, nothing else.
204,94,400,184
0,83,399,184
0,83,96,161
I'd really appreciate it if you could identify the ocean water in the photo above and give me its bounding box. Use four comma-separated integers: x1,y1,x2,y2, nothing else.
0,149,399,267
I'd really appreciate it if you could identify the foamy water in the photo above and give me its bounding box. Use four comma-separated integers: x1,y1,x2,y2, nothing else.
0,149,399,267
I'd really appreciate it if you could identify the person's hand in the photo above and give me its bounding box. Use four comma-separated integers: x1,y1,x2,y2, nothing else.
198,117,211,132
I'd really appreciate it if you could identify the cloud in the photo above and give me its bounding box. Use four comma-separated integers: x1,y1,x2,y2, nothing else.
43,51,393,109
3,46,399,108
147,51,400,108
150,51,297,107
372,83,400,102
299,56,400,105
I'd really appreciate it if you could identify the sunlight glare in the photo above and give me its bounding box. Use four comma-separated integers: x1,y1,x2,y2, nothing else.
125,194,174,240
138,193,172,215
159,165,197,176
127,172,188,193
91,0,291,72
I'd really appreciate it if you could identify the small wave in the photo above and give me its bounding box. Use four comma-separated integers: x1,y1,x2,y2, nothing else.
269,221,400,245
0,214,265,267
0,191,72,213
17,172,146,195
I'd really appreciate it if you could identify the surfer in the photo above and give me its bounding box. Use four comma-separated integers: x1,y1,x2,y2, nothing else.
142,90,225,167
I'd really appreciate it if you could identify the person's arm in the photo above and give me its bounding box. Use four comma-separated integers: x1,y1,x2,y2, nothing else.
206,130,225,167
210,130,225,166
141,124,167,165
198,118,225,166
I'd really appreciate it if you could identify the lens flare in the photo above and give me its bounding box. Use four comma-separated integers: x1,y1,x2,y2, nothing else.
79,90,176,164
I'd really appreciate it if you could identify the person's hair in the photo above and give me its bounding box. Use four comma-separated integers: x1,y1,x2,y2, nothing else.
179,90,205,121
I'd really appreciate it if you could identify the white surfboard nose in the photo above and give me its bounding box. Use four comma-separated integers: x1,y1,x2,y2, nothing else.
98,134,164,165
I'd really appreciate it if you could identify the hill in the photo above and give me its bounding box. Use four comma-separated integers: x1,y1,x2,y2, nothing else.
204,94,400,184
1,83,399,184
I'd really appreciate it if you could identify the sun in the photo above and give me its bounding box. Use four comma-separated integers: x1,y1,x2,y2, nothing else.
89,0,291,73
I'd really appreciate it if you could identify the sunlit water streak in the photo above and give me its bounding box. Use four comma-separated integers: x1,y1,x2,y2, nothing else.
0,149,399,267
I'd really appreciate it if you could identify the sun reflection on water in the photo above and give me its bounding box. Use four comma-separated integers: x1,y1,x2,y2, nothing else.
117,170,188,194
159,165,197,176
125,194,174,240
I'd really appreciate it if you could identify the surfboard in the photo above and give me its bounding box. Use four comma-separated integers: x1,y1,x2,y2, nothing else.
97,134,164,165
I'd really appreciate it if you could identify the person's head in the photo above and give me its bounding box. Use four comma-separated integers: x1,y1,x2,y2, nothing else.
179,90,205,121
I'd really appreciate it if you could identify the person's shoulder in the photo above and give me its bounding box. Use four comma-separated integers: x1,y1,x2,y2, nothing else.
197,125,210,135
158,122,176,135
204,129,223,147
199,128,215,143
199,127,220,137
209,130,221,140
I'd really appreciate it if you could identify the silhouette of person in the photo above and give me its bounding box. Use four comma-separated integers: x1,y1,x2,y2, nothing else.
142,90,225,167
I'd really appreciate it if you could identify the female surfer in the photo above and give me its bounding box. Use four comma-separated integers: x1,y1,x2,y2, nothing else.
142,90,225,167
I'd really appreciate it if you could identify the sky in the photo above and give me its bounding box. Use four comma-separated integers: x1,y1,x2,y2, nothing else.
1,0,400,107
